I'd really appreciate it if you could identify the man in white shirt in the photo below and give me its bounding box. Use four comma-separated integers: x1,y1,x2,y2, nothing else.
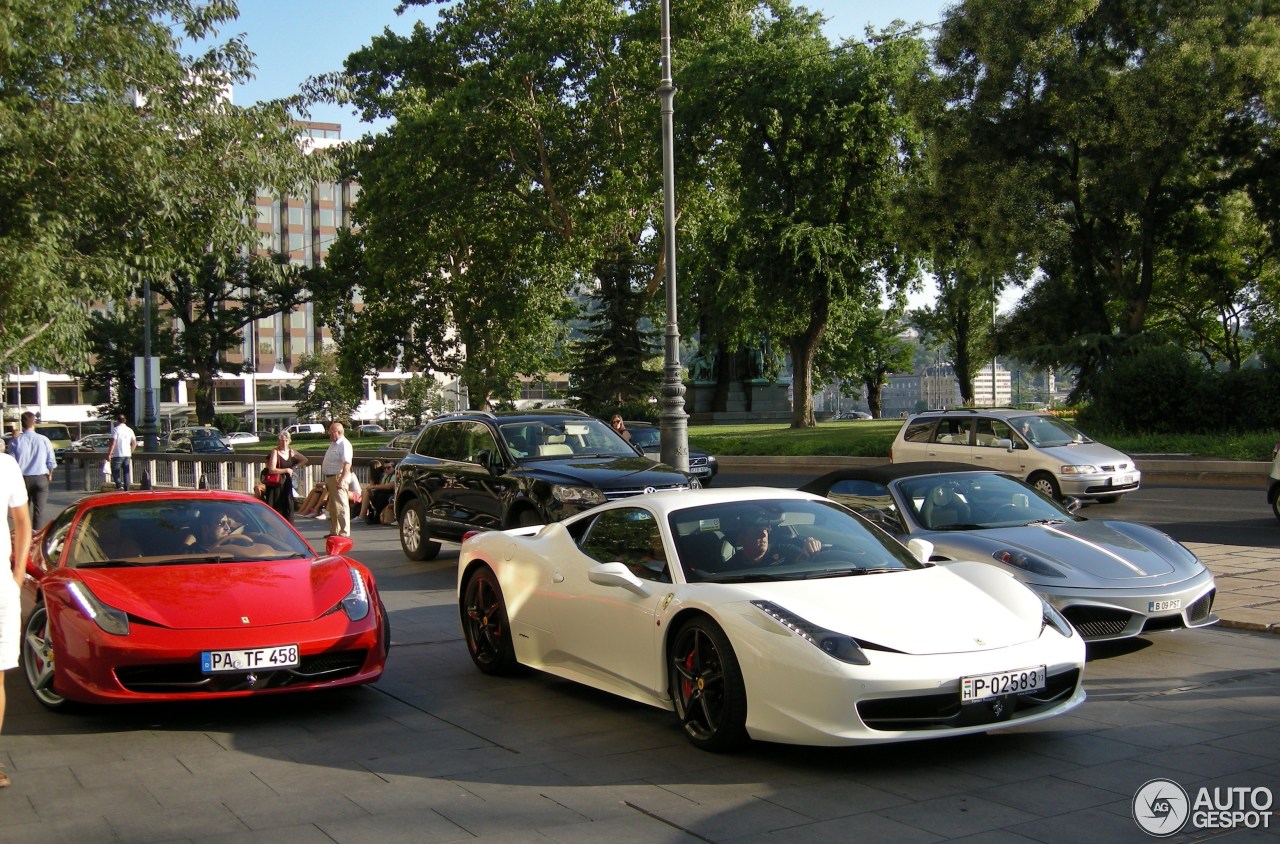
321,421,354,537
109,414,137,491
0,451,32,788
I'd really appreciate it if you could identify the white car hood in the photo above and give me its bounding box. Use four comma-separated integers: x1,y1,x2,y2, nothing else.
725,562,1045,655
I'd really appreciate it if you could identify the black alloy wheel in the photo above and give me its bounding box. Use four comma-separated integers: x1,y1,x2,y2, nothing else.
398,498,441,561
460,567,518,675
668,617,748,752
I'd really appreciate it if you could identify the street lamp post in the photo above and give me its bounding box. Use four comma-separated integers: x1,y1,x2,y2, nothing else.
657,0,689,472
142,278,160,453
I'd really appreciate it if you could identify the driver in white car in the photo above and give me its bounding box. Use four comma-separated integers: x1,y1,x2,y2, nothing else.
724,508,821,569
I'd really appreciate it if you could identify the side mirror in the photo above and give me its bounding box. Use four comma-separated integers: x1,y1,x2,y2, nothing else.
996,438,1014,451
325,534,355,556
1063,496,1083,514
588,562,652,597
475,449,502,474
906,537,935,565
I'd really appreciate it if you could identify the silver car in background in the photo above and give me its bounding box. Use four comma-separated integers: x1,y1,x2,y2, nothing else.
890,408,1140,502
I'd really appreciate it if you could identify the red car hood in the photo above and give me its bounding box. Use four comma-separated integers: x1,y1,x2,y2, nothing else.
73,558,355,629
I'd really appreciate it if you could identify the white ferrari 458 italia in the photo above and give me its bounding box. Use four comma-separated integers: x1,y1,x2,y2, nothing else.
457,488,1086,751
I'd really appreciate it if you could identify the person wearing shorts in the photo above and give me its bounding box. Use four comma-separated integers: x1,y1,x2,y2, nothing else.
0,451,33,788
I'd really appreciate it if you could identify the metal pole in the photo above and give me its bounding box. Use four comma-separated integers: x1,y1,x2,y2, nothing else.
657,0,689,472
142,279,160,452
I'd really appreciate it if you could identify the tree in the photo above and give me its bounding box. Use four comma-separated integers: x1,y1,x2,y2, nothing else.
815,302,913,419
153,253,312,424
933,0,1280,373
392,373,449,426
0,0,322,370
79,302,180,422
909,268,999,405
293,351,361,423
680,11,929,426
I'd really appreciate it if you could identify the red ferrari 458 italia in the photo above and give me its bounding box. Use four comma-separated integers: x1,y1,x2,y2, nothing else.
20,490,389,708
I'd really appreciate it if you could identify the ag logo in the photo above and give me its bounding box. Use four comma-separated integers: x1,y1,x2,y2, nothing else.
1133,778,1190,836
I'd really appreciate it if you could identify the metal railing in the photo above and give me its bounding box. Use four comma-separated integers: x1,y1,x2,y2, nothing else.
62,453,387,494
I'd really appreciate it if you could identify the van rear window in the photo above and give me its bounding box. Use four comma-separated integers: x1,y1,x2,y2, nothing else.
903,421,934,443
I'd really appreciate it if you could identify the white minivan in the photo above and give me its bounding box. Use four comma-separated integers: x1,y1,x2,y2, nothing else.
285,423,326,436
890,408,1140,503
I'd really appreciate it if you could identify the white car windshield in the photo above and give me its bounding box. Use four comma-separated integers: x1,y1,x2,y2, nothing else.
1010,415,1094,447
671,499,921,584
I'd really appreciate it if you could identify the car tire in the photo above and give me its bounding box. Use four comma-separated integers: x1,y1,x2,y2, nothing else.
513,509,542,528
460,566,518,676
669,617,749,752
398,499,441,561
23,606,68,710
1028,472,1061,501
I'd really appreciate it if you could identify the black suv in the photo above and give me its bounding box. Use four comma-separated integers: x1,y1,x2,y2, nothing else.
393,410,698,560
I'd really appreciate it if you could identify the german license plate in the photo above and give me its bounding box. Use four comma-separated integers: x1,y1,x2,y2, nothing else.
1115,473,1134,485
1148,598,1181,613
961,666,1046,702
201,645,300,674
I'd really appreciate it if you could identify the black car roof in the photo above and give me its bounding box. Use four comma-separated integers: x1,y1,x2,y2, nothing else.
799,461,990,492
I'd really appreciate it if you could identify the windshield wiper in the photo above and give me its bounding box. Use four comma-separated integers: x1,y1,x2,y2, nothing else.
699,572,795,583
149,555,236,565
77,559,143,568
1024,518,1068,526
803,566,903,579
930,523,986,531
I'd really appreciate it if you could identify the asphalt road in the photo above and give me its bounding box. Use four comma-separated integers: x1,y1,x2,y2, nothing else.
5,479,1279,842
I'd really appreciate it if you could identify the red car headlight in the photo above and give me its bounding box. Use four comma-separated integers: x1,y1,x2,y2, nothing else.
326,567,370,622
67,581,130,636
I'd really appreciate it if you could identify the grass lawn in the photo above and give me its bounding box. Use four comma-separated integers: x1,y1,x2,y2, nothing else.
280,420,1280,462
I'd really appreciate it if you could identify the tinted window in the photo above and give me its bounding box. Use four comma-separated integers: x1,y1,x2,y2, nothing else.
579,507,670,582
903,420,935,443
462,422,500,464
930,417,972,445
420,422,467,461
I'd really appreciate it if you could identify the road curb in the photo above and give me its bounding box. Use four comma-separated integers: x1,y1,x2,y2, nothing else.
1218,619,1280,635
716,455,1270,488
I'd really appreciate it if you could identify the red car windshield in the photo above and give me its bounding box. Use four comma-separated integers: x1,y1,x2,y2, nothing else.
63,500,314,567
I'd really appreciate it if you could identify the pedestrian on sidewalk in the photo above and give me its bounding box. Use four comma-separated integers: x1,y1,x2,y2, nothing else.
0,450,32,788
8,412,56,529
109,414,137,491
321,421,354,537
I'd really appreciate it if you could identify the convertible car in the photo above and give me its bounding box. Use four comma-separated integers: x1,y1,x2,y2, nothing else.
20,490,389,709
799,463,1218,642
457,488,1085,751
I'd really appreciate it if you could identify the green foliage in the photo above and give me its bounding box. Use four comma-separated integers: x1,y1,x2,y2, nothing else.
293,352,361,423
213,413,242,434
78,302,180,421
392,373,449,426
0,0,325,370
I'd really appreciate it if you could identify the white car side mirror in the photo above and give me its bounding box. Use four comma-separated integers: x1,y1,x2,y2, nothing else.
588,562,652,597
906,538,935,565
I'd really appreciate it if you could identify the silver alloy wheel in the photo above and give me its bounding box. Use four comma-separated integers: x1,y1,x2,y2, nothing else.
23,606,65,708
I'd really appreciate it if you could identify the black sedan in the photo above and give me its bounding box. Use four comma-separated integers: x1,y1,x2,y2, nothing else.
625,421,718,485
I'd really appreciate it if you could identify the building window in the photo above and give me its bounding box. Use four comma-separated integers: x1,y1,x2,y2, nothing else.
288,232,303,252
3,383,38,405
214,380,245,404
318,208,335,228
316,182,334,201
256,204,272,225
48,384,80,405
288,205,303,227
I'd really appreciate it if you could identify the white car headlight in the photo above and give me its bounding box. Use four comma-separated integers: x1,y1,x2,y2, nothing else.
752,601,870,665
1041,598,1074,638
552,485,606,506
1059,464,1099,475
67,581,130,636
334,567,370,621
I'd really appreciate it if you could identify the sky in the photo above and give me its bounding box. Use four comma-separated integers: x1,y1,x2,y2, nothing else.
222,1,993,311
227,0,951,129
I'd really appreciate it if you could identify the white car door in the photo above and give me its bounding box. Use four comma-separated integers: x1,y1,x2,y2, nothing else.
541,507,667,699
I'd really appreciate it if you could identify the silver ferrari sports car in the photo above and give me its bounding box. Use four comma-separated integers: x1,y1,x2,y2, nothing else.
458,487,1085,751
800,463,1218,642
